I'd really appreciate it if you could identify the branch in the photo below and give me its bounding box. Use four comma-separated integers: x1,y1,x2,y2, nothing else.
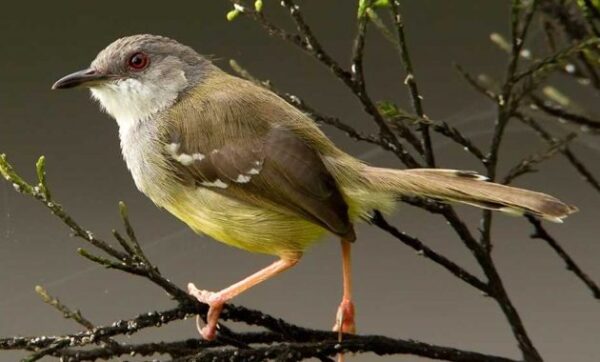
526,216,600,299
530,94,600,132
455,3,546,360
229,0,421,167
502,133,577,184
172,337,519,362
390,0,435,166
34,286,96,331
516,112,600,194
409,114,487,162
512,37,599,84
0,155,523,362
370,211,490,293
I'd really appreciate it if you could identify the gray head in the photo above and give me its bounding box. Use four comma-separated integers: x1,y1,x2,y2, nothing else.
52,34,211,126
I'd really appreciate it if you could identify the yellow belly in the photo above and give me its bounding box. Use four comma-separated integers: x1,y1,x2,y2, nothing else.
164,188,328,256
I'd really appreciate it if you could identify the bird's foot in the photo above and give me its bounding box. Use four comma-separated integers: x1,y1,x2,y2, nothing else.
333,299,355,362
333,298,356,336
187,282,225,341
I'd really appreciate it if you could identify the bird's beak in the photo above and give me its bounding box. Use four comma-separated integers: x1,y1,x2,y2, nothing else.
52,68,116,90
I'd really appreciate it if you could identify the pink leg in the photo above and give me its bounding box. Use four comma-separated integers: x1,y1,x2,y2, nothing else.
188,253,301,340
333,239,356,337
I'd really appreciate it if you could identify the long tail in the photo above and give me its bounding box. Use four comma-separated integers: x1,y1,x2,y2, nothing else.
363,167,577,222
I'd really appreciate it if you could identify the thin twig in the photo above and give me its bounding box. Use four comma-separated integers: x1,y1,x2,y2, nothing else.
390,0,435,166
530,94,600,132
502,133,577,184
231,0,421,167
34,286,95,330
21,340,70,362
512,37,599,84
526,215,600,299
370,211,490,293
516,112,600,194
0,155,130,263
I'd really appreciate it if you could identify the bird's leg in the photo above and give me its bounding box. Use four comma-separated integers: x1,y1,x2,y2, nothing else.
187,253,301,340
333,239,356,336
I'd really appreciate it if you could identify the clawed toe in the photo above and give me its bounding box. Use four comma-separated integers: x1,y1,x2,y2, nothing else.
188,282,224,341
195,315,219,340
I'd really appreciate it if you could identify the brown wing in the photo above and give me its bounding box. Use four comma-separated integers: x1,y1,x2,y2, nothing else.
164,123,355,240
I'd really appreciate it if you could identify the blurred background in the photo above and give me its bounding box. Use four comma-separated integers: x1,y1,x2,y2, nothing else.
1,1,598,361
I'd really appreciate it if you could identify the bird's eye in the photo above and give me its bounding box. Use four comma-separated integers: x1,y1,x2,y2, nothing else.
127,52,149,70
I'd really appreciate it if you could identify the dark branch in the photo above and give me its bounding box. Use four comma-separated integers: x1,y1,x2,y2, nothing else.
530,95,600,132
502,133,577,184
526,216,600,299
171,336,520,362
370,211,490,293
230,0,422,168
516,112,600,194
390,0,435,166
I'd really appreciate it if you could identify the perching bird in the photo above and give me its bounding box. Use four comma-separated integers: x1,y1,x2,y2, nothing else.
52,34,576,341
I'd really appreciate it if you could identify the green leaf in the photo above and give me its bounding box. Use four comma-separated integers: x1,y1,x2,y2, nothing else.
377,100,416,125
377,100,403,118
373,0,391,8
358,0,368,18
358,0,390,19
226,9,241,21
255,0,263,12
577,0,600,13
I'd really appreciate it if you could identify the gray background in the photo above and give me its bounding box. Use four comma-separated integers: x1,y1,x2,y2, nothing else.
1,1,599,361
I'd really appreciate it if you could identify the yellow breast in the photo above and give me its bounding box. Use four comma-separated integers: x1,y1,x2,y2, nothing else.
164,187,328,256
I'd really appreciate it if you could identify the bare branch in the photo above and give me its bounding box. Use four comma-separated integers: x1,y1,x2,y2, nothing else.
502,133,577,184
390,0,435,166
516,112,600,194
230,0,422,167
370,211,490,293
171,337,520,362
530,94,600,132
34,286,95,330
526,216,600,299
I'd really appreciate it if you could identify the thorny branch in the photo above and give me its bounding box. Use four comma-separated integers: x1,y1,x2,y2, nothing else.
2,0,599,361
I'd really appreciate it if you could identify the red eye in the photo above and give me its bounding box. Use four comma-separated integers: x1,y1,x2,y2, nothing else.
128,52,149,70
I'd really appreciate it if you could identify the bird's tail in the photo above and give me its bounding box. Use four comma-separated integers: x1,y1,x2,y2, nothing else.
362,167,577,222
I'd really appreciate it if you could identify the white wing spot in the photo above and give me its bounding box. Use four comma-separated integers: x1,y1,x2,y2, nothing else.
175,153,194,166
247,168,260,175
192,153,205,161
165,143,179,154
201,179,228,189
165,143,205,165
235,174,252,183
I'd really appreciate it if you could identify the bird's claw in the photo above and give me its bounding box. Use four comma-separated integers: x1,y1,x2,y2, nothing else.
187,282,225,341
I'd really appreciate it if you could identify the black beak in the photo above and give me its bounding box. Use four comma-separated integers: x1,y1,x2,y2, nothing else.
51,68,115,90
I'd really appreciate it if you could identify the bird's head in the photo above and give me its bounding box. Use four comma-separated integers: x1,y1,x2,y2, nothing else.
52,34,209,125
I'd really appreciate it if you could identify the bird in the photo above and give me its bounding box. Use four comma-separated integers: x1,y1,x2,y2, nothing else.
52,34,577,342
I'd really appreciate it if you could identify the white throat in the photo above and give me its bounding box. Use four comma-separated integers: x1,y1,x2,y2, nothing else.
90,72,187,136
89,73,187,202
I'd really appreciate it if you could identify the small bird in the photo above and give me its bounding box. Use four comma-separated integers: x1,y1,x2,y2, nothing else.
52,34,576,341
